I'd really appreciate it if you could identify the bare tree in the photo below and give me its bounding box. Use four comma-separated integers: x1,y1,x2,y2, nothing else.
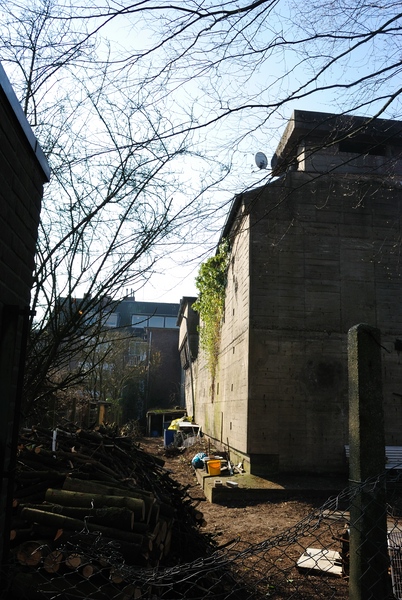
15,0,398,210
44,0,400,154
6,0,400,178
1,0,400,417
78,329,150,426
0,0,229,419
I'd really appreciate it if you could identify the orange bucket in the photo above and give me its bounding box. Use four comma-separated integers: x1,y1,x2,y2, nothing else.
207,459,221,476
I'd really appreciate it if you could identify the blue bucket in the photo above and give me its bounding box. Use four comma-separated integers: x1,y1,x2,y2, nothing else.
164,429,175,447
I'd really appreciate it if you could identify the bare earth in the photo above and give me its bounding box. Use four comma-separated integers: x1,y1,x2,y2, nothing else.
139,436,351,599
139,436,336,547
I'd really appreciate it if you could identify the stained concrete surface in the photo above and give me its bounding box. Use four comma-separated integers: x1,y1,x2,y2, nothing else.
195,469,348,504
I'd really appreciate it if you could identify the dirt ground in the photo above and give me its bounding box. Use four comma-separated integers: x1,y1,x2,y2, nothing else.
139,436,337,548
138,436,351,599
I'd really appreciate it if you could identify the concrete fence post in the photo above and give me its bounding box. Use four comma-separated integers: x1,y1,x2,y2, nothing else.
348,324,390,600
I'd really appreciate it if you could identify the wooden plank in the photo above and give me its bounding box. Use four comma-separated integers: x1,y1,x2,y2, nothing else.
297,548,342,576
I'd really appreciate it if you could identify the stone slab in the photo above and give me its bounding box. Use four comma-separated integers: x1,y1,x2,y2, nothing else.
195,469,347,504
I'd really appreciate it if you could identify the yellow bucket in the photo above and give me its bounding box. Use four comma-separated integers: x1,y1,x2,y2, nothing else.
207,460,221,476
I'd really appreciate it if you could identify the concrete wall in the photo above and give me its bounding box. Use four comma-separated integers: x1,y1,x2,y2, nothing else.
189,211,252,466
177,298,198,416
183,111,402,476
246,171,402,475
189,170,402,476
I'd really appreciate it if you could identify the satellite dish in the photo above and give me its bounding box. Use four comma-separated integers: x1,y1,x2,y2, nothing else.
255,151,268,170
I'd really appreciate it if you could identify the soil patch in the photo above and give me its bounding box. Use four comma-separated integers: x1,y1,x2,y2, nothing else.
139,436,344,548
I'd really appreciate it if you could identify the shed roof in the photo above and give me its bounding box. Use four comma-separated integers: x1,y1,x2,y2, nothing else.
0,63,50,181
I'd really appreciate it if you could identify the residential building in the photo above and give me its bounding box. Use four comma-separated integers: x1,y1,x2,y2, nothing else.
55,295,182,424
110,297,182,417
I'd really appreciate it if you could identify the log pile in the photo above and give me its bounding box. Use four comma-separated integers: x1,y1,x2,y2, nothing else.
7,424,212,599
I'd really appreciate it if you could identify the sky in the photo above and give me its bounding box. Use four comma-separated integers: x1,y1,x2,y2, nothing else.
4,0,401,309
104,2,402,306
71,4,402,307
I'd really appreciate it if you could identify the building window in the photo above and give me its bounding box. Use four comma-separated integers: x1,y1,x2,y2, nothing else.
339,140,386,156
131,314,178,328
148,316,164,328
132,315,148,327
128,340,146,365
165,316,178,328
105,313,119,328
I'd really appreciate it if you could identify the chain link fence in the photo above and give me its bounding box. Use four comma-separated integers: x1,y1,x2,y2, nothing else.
3,468,402,599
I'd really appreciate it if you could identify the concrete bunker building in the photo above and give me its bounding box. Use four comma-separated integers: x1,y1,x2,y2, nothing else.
179,110,402,477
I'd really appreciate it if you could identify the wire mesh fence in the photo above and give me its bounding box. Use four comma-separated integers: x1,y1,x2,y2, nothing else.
4,468,402,599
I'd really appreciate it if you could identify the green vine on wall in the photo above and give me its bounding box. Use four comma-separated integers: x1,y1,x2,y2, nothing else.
193,239,230,379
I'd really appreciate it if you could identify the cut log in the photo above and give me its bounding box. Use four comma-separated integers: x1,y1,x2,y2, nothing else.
16,540,49,567
63,476,152,496
13,480,54,500
45,488,145,521
76,429,104,443
20,448,67,469
56,450,121,479
163,529,172,557
158,502,176,519
16,469,65,481
12,571,145,600
155,519,168,546
10,524,64,545
139,450,165,468
43,549,64,574
65,552,82,570
149,502,160,527
21,507,151,547
81,563,100,578
110,566,125,584
20,503,135,531
10,528,31,543
193,509,204,521
62,478,155,517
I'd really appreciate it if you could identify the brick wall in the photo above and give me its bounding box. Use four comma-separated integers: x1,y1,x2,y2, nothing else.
147,328,181,409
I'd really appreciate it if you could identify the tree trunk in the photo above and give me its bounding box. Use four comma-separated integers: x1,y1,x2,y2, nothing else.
43,549,63,573
15,540,49,567
62,478,154,518
45,488,145,521
20,503,135,531
21,507,150,546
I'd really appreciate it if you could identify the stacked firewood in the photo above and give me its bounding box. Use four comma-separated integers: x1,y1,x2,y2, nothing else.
7,424,210,599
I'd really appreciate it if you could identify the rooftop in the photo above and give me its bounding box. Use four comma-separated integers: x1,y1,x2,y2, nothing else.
0,63,50,181
271,110,402,176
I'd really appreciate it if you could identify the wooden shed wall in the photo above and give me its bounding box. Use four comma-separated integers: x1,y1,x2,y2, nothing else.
0,68,48,563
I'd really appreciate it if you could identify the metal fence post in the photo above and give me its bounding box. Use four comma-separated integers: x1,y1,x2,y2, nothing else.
348,324,390,600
